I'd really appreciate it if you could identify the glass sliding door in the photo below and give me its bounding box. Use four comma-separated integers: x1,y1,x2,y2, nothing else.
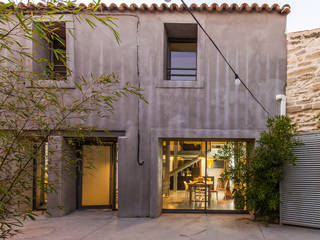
206,141,235,211
162,139,249,212
162,140,206,210
206,141,249,211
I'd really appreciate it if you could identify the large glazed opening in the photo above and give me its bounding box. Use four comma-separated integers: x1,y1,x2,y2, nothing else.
161,139,250,212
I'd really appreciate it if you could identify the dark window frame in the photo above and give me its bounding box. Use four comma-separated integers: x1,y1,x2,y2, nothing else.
49,22,67,79
164,23,198,81
33,21,67,80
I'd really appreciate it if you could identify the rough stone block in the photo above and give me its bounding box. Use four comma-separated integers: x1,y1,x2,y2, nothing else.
306,51,320,60
290,35,302,40
312,84,320,91
297,61,312,67
289,40,301,45
296,49,306,56
287,77,297,83
312,102,320,110
287,106,302,113
287,46,303,54
297,73,315,81
303,104,312,110
288,66,317,77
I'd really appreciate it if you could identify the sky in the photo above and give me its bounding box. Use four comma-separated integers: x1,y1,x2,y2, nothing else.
75,0,320,33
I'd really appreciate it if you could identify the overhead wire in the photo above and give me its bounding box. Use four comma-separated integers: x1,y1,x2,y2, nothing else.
179,0,271,117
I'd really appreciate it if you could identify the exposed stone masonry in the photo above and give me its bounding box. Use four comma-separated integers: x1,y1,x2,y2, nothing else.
287,28,320,132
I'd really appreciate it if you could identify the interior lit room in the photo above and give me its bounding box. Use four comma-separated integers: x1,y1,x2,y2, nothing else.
162,140,248,211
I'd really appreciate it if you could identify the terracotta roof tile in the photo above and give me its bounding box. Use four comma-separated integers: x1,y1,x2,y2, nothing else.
0,2,291,15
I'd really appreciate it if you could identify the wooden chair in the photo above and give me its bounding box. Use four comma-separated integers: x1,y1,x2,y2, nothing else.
209,189,219,203
216,177,226,191
216,178,232,200
208,177,218,204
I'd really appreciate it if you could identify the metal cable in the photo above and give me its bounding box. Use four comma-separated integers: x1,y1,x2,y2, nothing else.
180,0,270,117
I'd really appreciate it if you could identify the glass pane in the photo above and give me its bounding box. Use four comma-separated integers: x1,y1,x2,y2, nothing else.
169,42,197,81
115,145,119,209
34,143,48,210
162,140,206,210
171,52,197,69
206,141,248,211
82,146,111,206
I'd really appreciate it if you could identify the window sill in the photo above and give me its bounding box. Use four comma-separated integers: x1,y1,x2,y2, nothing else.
25,79,75,89
156,80,204,89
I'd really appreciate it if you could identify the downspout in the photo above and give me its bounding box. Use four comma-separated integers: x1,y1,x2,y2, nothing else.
134,15,144,166
276,94,286,116
104,13,143,166
276,94,286,225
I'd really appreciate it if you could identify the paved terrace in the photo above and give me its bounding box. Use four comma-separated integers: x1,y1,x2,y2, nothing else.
14,210,320,240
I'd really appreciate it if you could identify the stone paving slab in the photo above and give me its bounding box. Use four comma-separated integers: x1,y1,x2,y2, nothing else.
13,210,320,240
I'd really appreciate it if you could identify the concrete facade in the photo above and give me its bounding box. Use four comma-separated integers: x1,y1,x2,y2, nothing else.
287,28,320,132
47,136,77,217
24,7,287,217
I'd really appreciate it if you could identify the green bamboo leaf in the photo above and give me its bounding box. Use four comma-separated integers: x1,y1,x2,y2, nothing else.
74,81,83,91
67,28,75,38
85,18,96,29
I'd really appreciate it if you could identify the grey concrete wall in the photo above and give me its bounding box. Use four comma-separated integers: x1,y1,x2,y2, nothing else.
138,11,287,217
31,11,287,217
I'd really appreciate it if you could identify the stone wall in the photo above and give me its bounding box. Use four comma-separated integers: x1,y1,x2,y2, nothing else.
287,28,320,132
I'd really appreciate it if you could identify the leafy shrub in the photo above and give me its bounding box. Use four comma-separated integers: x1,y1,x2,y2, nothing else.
222,116,301,222
248,116,301,222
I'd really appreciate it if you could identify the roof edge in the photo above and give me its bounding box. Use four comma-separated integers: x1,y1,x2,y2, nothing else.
0,2,291,15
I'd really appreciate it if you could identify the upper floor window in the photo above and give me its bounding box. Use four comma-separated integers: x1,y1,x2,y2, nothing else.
33,21,67,80
164,23,197,81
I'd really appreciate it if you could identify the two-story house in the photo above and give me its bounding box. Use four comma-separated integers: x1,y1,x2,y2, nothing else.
12,2,290,218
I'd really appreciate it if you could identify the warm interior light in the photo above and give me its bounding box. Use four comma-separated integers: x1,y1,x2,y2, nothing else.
198,151,205,160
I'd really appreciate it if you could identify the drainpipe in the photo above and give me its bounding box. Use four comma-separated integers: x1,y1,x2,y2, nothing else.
276,94,286,226
276,94,286,116
106,14,143,166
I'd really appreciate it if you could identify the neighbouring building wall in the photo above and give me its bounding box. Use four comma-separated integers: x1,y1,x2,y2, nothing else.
287,28,320,132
